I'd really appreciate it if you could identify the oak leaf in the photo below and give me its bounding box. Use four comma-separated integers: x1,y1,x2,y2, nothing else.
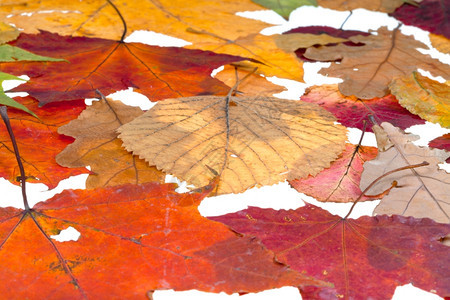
0,183,325,298
429,33,450,54
360,122,450,223
0,97,87,189
0,0,304,80
290,143,378,202
317,0,407,13
118,95,347,195
391,0,450,39
300,84,425,131
211,204,450,299
389,71,450,128
304,26,450,99
0,31,244,105
56,98,164,189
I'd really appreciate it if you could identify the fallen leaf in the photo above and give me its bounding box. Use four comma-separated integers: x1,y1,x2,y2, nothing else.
290,143,378,202
391,0,450,39
211,204,450,299
429,133,450,163
0,183,326,298
0,0,303,80
0,44,66,63
56,98,165,189
304,26,450,99
118,95,347,195
251,0,317,19
274,33,348,52
0,22,19,44
0,31,244,105
214,64,286,96
389,71,450,128
317,0,407,13
300,84,425,131
0,97,88,188
429,33,450,54
360,122,450,223
0,72,38,118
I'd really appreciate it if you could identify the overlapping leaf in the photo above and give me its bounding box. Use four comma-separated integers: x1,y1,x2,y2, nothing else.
56,98,164,189
0,183,326,298
360,122,450,223
429,133,450,163
0,97,87,188
300,84,425,131
0,31,244,105
211,204,450,299
389,71,450,128
118,95,347,195
0,72,37,118
317,0,407,13
290,143,378,202
429,33,450,54
304,26,450,99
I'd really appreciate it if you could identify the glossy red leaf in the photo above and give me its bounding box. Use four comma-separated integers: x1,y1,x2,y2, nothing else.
392,0,450,39
0,183,326,298
289,143,378,202
300,84,425,131
211,204,450,299
0,96,87,188
0,31,246,105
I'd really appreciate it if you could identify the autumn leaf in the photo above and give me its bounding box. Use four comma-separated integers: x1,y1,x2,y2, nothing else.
360,122,450,223
56,97,165,189
118,95,347,195
0,31,245,105
300,84,425,131
0,182,328,298
304,26,450,99
317,0,408,13
0,97,88,188
211,204,450,299
0,72,38,118
251,0,317,19
290,143,378,202
0,22,19,44
391,0,450,39
0,0,303,80
429,133,450,163
274,33,348,53
389,71,450,128
429,33,450,54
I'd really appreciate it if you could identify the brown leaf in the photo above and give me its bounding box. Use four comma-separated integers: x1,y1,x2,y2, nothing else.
360,122,450,223
56,98,164,189
274,33,347,53
317,0,407,13
304,26,450,99
118,96,347,195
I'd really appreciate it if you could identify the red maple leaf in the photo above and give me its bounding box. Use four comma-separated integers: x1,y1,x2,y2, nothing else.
211,204,450,299
0,31,247,105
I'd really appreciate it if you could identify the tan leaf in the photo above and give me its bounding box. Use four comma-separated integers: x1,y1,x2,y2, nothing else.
389,71,450,128
118,96,347,195
214,64,286,96
56,98,164,189
317,0,407,13
429,33,450,54
0,22,19,44
274,33,348,52
360,122,450,223
304,26,450,99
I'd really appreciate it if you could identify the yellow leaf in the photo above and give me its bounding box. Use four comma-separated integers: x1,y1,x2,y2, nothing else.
0,22,19,44
429,33,450,54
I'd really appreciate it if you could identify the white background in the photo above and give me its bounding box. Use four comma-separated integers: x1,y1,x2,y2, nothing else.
2,5,449,300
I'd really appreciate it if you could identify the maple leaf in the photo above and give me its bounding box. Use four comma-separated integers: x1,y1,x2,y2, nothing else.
0,0,303,80
118,95,347,195
251,0,317,19
0,31,244,105
0,183,327,298
389,71,450,128
317,0,408,13
290,143,378,203
211,204,450,300
56,97,165,189
391,0,450,39
0,72,38,118
300,84,425,131
360,122,450,223
0,97,88,189
304,26,450,99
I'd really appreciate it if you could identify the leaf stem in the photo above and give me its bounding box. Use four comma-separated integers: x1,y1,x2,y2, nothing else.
343,161,429,219
340,10,353,30
106,0,127,42
0,106,30,211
